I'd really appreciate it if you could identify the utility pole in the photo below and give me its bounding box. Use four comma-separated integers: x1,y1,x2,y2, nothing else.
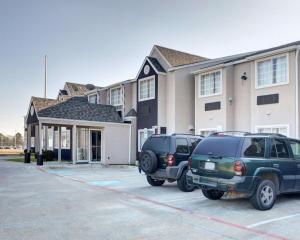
44,54,47,98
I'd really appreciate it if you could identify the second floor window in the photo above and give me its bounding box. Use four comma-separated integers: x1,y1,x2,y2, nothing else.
257,55,288,88
199,71,221,97
110,87,122,106
139,76,155,101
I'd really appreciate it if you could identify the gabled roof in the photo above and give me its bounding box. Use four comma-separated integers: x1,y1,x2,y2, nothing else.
124,108,137,117
154,45,208,67
31,97,60,112
147,57,166,73
64,82,100,96
192,40,300,73
37,96,122,123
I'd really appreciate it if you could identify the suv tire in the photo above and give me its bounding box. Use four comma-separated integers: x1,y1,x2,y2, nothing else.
140,150,158,174
177,169,195,192
146,176,165,186
202,189,224,200
251,179,276,211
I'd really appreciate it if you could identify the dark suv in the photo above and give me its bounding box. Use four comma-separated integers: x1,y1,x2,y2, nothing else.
139,134,203,192
187,132,300,210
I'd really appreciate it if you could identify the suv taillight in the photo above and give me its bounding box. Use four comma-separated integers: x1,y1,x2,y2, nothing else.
188,157,192,169
234,160,246,176
167,154,176,166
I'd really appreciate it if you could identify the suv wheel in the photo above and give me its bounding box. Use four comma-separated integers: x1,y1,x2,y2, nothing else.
251,179,276,211
146,176,165,186
140,150,158,174
177,169,195,192
202,189,224,200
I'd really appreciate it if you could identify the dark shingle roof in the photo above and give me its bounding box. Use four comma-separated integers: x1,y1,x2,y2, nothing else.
125,108,137,117
147,57,166,73
37,96,122,123
155,45,208,67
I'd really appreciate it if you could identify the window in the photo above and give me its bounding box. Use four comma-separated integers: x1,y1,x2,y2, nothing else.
88,94,98,104
138,128,155,151
256,125,288,137
242,138,266,158
54,127,70,149
194,137,241,157
190,138,201,152
139,77,155,101
176,138,189,154
47,127,54,150
256,55,288,88
110,87,122,106
199,70,221,97
270,139,290,158
290,140,300,158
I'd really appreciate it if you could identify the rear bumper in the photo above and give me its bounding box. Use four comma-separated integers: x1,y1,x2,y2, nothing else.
186,170,257,195
149,166,182,180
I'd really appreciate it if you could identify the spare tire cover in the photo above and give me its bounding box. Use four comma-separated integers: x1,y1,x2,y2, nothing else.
140,150,158,174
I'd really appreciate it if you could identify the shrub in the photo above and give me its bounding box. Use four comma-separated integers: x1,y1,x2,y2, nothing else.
42,150,55,161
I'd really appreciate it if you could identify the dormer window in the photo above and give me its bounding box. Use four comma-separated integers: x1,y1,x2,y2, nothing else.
88,94,98,104
110,87,122,106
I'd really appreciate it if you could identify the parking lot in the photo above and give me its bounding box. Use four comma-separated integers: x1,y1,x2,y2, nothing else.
1,160,300,240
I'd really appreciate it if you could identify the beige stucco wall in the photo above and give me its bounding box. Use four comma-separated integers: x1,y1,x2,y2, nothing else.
194,50,298,137
157,74,167,128
250,51,296,137
165,71,176,134
103,124,131,164
194,68,227,134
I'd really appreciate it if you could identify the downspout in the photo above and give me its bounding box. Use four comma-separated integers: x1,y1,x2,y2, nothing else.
296,48,300,139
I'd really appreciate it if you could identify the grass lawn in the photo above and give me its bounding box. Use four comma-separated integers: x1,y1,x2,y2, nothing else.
0,149,23,155
5,156,36,163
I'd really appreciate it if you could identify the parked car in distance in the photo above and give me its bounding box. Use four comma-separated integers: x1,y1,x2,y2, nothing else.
187,131,300,210
139,134,203,192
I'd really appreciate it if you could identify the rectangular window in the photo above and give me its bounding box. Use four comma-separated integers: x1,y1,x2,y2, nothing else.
199,71,221,97
256,55,288,88
176,138,189,154
256,125,288,137
88,94,98,104
139,77,155,101
110,87,122,106
46,127,54,150
242,138,266,158
270,139,290,158
54,127,70,149
138,128,155,151
289,140,300,158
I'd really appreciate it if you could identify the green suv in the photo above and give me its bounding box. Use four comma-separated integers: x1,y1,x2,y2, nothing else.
187,132,300,210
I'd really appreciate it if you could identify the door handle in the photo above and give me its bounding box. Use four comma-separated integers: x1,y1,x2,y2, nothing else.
273,164,279,168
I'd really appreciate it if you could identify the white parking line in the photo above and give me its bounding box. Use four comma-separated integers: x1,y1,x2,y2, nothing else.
247,213,300,228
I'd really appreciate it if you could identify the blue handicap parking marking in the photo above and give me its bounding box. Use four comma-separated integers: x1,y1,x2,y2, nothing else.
88,180,122,186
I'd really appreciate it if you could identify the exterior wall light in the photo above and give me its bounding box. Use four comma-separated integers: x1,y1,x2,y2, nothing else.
241,72,247,80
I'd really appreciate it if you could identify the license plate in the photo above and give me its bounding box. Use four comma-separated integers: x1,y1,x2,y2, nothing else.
205,162,215,170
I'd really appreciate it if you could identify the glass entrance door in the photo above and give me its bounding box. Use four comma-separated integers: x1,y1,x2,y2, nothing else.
90,131,101,162
77,128,89,162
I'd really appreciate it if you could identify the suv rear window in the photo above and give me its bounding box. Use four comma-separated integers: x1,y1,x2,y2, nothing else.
143,136,170,152
242,138,266,158
193,137,241,157
176,138,189,154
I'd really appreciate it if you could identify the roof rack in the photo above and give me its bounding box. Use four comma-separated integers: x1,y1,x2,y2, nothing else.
244,133,287,138
209,131,250,137
171,133,204,137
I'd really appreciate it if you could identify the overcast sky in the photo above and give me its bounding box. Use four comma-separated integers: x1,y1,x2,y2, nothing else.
1,0,300,135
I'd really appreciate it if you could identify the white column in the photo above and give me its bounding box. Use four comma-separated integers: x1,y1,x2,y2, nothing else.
39,122,43,155
58,126,62,162
72,125,77,164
